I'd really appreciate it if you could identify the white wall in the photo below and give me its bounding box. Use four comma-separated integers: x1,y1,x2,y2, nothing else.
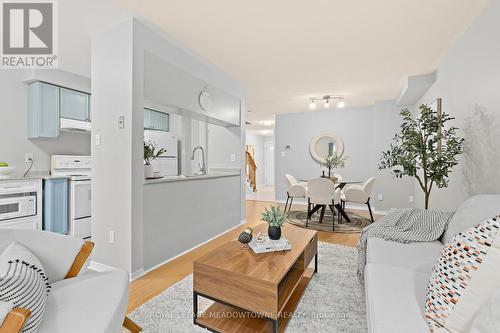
414,0,500,210
274,101,414,211
91,20,136,272
92,19,245,274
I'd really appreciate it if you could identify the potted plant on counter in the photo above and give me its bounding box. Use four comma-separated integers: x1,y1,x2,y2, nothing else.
261,206,287,240
144,141,166,179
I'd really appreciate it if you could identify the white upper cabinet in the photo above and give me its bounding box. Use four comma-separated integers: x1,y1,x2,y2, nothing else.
60,87,90,121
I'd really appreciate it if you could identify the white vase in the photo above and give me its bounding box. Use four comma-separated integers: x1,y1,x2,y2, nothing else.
144,164,154,179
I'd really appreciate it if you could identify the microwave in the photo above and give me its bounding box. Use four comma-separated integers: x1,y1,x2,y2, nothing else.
0,194,37,221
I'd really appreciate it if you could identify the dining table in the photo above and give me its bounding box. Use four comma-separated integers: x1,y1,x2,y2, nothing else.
299,178,363,223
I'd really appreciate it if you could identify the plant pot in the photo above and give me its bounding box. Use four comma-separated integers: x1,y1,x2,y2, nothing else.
268,226,281,240
144,164,154,179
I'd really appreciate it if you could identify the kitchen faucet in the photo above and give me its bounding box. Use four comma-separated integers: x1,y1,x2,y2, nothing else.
191,146,206,175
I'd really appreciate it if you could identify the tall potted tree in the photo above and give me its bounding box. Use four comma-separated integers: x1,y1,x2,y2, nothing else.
379,104,464,209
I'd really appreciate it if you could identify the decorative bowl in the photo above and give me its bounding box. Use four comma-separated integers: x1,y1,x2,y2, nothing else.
0,167,15,179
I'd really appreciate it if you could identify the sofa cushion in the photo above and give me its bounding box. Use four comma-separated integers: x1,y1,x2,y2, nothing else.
469,288,500,333
425,215,500,332
38,269,129,333
442,194,500,244
365,263,430,333
366,237,443,273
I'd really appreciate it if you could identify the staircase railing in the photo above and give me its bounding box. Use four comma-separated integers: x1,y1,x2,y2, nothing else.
245,151,257,192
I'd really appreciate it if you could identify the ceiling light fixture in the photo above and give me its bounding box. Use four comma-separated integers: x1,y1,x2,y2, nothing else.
309,100,316,109
308,95,345,109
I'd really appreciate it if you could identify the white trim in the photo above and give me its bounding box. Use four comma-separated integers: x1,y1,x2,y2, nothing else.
130,268,145,281
88,261,116,272
130,219,247,281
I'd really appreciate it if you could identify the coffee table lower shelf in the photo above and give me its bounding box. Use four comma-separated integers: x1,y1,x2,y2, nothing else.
194,268,314,333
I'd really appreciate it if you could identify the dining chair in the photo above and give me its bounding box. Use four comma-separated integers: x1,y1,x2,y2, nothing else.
306,178,346,231
341,176,376,222
284,174,307,212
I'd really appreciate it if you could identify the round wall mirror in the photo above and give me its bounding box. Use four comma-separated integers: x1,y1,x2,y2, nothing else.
309,132,344,164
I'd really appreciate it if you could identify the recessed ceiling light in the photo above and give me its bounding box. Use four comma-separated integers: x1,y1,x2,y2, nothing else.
260,120,275,126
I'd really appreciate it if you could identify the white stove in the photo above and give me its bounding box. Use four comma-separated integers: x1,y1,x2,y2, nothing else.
51,155,91,239
51,155,91,181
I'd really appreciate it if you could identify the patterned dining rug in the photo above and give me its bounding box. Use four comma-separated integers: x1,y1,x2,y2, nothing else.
286,209,371,233
124,243,366,333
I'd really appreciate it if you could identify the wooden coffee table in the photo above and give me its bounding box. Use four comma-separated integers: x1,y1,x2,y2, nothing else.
193,223,318,333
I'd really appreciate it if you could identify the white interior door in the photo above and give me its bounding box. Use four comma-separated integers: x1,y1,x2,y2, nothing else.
264,142,275,186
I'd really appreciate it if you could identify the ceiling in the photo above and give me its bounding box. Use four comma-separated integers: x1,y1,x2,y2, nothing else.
114,0,489,132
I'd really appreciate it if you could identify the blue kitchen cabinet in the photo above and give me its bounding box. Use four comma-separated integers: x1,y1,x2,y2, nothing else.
144,108,151,129
60,87,90,121
144,108,169,131
43,178,68,234
28,82,60,138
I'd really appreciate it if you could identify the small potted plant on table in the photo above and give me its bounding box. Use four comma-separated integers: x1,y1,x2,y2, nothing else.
261,206,287,240
144,141,166,179
320,152,348,180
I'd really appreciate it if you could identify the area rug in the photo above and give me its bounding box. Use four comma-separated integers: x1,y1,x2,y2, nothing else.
125,242,366,333
286,209,371,233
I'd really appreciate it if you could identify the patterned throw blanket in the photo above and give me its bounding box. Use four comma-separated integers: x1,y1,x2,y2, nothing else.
357,208,454,280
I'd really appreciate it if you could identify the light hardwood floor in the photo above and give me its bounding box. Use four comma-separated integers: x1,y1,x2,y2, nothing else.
127,200,379,313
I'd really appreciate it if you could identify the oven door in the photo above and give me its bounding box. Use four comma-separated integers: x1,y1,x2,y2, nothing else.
0,195,36,221
70,180,91,219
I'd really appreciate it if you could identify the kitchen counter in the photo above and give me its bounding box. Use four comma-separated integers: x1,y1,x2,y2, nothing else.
144,172,240,185
0,175,70,181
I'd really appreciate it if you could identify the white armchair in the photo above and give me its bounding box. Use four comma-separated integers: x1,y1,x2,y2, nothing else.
341,176,376,222
0,229,141,333
284,174,307,212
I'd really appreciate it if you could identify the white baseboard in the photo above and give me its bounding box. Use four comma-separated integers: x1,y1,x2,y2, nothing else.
130,219,247,281
88,261,116,272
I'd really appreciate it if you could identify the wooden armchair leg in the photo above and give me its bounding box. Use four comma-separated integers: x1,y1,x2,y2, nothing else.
0,308,31,333
123,316,142,332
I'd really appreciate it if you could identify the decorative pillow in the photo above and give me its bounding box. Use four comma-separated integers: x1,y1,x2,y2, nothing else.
0,242,50,333
424,215,500,333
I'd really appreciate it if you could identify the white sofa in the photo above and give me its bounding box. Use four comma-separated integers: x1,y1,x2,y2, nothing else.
364,195,500,333
0,229,130,333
